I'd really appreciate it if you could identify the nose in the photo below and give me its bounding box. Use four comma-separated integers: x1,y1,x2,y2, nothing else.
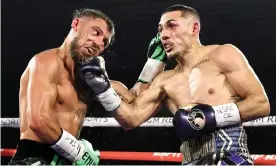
90,36,105,52
160,29,170,41
92,37,105,51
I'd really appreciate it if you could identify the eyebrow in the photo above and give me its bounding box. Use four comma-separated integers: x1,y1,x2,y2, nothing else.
158,19,177,27
94,26,104,35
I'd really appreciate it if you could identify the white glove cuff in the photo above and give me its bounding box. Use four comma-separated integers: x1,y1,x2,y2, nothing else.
50,129,85,162
96,87,121,111
138,58,166,83
213,103,241,128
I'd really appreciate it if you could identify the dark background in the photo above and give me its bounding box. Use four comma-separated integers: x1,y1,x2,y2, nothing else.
2,0,276,165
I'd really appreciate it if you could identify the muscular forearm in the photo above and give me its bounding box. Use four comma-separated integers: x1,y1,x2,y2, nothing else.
111,81,161,129
237,95,270,122
114,101,161,130
31,112,98,163
29,114,62,144
31,117,99,163
28,92,62,144
113,103,138,130
113,89,164,130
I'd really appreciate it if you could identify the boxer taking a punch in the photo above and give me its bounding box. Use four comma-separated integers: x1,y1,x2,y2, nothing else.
9,8,115,165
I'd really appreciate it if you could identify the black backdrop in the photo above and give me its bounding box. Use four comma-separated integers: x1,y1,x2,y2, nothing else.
2,0,276,164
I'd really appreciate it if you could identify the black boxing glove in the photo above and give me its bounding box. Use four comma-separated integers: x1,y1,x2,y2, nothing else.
78,56,121,111
173,103,241,141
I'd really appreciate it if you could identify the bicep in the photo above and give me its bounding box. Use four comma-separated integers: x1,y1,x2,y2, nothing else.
225,65,264,98
129,82,150,96
27,57,58,121
131,74,166,112
217,44,266,98
133,87,165,112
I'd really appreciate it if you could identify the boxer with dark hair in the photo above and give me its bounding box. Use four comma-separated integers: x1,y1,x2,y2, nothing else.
79,4,270,165
9,8,115,165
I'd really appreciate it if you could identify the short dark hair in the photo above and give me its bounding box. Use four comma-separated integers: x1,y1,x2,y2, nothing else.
73,8,115,45
162,4,200,23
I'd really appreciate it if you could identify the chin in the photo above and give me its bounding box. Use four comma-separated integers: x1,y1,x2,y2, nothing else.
167,51,179,59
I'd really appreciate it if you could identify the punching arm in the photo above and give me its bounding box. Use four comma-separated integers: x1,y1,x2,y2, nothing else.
114,83,166,130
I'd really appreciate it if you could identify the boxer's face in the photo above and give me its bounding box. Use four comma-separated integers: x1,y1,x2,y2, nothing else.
70,17,112,62
158,11,197,58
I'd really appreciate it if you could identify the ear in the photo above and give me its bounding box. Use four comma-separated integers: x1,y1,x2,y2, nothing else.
192,21,200,36
71,18,80,31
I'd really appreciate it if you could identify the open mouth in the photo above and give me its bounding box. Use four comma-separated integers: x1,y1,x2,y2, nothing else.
86,48,94,56
163,43,173,52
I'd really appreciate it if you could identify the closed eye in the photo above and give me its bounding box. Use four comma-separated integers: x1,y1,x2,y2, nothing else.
91,27,101,36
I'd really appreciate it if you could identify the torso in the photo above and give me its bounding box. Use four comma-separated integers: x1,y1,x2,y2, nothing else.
160,45,241,114
19,49,87,142
160,45,248,161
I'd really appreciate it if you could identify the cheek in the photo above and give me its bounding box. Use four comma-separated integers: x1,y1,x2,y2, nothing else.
173,32,186,46
82,30,91,39
99,48,104,53
77,34,88,46
94,39,105,52
77,30,89,41
75,39,84,49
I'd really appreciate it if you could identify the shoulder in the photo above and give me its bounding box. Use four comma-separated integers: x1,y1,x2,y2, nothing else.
28,49,63,79
208,44,248,72
151,69,175,88
210,44,243,56
29,49,63,71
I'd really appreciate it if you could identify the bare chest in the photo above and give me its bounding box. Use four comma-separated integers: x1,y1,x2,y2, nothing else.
163,66,232,108
56,70,87,118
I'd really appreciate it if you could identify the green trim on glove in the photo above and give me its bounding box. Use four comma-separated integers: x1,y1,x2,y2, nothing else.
51,155,66,165
73,139,100,166
151,46,167,61
137,78,149,84
147,33,168,63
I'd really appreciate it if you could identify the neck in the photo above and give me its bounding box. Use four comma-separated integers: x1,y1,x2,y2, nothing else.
176,40,203,72
59,31,75,78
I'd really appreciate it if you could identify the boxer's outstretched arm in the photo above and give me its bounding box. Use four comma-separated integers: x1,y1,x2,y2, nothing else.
214,44,270,121
111,80,136,103
129,82,150,96
27,54,61,144
112,76,166,130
